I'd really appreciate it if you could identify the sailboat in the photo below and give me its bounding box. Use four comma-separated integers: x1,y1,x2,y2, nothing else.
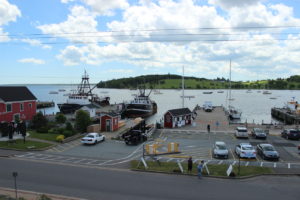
227,60,242,119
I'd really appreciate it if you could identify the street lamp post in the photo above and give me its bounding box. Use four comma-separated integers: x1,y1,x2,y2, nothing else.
12,172,18,199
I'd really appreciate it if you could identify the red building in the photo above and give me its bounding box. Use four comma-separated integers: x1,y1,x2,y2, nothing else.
0,86,37,122
100,113,120,132
164,108,192,128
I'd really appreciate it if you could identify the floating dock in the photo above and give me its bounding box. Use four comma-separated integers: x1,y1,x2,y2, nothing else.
37,101,55,109
271,107,300,125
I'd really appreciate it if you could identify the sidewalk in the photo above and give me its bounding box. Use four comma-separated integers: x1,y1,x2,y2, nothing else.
0,187,85,200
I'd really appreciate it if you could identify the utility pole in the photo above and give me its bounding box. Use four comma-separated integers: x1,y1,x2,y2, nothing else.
12,172,18,199
182,65,185,108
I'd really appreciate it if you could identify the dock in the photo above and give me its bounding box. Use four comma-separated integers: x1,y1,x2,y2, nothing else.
37,101,55,109
271,107,300,125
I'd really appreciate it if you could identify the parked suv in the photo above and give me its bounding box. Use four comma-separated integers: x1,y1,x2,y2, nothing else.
251,128,267,139
235,127,248,138
281,129,300,140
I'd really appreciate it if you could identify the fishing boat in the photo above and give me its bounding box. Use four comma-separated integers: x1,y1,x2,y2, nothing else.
263,90,272,95
58,89,66,92
217,91,224,93
123,86,157,118
227,60,242,119
57,71,110,114
49,91,58,94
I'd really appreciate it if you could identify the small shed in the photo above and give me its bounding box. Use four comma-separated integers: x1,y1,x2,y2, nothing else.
100,112,120,132
164,108,192,128
79,104,100,118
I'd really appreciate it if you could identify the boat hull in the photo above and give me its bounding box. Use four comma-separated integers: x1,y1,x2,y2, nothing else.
57,103,84,114
124,102,157,118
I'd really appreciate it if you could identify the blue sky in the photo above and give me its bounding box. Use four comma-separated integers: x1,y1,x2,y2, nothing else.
1,0,300,84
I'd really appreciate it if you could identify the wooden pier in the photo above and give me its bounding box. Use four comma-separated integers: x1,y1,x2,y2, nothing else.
271,107,300,125
37,101,55,109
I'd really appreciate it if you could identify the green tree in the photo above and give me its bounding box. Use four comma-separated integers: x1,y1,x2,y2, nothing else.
32,112,48,129
55,113,66,124
75,110,91,133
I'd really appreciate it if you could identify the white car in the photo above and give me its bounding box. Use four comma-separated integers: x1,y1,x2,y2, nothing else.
235,143,256,159
213,141,229,159
235,127,249,138
81,132,105,145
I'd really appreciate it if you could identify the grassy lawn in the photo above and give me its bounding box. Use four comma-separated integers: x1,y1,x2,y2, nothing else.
131,160,274,177
28,130,60,142
0,139,53,150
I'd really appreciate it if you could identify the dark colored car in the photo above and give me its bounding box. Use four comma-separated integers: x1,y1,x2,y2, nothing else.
251,128,267,139
257,144,280,161
281,129,300,140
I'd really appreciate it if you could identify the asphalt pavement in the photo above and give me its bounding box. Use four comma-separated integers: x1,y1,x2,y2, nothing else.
0,158,299,200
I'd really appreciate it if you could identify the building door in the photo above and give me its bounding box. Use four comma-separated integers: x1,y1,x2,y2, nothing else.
106,119,111,131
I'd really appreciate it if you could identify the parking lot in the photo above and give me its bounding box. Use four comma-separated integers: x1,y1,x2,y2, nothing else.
154,129,300,168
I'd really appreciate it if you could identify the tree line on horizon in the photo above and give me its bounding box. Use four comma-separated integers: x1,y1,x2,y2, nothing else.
96,74,300,90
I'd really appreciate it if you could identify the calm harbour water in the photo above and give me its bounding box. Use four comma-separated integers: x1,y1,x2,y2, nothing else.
27,85,300,124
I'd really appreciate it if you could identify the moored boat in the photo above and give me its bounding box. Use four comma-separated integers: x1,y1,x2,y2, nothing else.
123,87,157,118
57,71,110,114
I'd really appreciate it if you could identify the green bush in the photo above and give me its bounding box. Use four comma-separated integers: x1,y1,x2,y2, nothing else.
55,113,66,124
65,122,74,131
62,130,74,138
32,112,48,129
75,110,91,133
36,126,49,133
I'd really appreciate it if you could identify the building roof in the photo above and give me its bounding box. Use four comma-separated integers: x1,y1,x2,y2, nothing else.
0,86,37,102
166,108,192,116
101,112,119,117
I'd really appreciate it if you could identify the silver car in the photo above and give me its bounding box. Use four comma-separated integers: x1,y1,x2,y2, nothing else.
213,141,229,159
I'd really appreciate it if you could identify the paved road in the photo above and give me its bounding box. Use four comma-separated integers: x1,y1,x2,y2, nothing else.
0,158,299,200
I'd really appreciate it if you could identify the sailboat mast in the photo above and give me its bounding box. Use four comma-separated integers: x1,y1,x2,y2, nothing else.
182,66,185,108
229,60,232,106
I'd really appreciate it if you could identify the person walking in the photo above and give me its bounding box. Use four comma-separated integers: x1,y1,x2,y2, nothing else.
197,160,204,179
207,124,210,133
187,157,193,173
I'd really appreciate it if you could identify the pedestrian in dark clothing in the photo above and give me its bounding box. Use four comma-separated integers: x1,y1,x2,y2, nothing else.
187,157,193,173
20,121,27,143
207,124,210,133
8,122,14,140
197,160,204,179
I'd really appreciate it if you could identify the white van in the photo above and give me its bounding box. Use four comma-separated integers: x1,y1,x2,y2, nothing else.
235,127,248,138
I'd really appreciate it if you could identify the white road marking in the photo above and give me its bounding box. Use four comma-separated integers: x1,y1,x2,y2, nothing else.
232,161,237,165
274,163,277,168
218,160,223,165
193,159,199,163
288,163,291,169
245,162,249,166
166,158,174,162
260,162,264,167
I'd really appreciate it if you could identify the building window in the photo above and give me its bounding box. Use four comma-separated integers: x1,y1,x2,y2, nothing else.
20,103,24,111
6,104,12,112
29,103,32,108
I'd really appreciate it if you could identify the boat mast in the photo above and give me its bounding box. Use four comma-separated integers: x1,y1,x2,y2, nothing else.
229,60,232,107
182,66,185,108
78,70,92,96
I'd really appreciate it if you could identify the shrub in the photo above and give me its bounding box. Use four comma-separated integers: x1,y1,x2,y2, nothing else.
55,113,66,124
36,126,49,133
62,130,74,138
56,135,65,143
65,122,74,132
75,110,91,133
32,112,48,129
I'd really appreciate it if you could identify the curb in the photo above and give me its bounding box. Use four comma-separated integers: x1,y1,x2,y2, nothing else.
0,143,56,152
131,169,300,179
0,186,86,200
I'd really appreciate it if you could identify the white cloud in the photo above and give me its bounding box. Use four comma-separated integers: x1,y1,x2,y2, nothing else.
18,58,45,65
38,6,98,43
48,0,300,80
57,45,86,66
0,0,21,42
21,39,52,49
61,0,129,15
0,0,21,26
208,0,262,10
